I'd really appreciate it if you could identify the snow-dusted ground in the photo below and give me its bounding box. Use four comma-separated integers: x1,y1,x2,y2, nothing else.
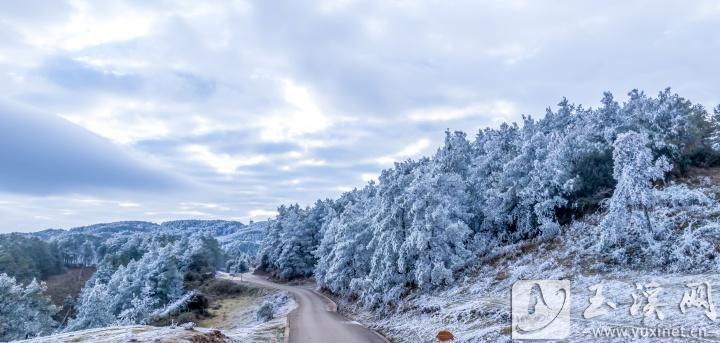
19,325,234,343
216,291,296,342
342,238,720,342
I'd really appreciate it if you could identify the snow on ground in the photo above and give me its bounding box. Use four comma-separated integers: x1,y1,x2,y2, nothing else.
209,291,296,342
19,325,233,343
343,238,720,342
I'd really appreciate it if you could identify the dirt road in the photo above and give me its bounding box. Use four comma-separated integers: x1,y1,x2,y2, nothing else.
242,273,388,343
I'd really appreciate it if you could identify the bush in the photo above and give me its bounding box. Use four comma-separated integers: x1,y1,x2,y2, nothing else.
256,300,274,322
202,278,249,296
571,184,720,273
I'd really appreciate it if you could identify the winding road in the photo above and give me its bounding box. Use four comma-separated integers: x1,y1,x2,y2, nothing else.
242,273,389,343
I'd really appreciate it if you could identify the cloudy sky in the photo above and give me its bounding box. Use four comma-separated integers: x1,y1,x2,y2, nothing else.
1,0,719,232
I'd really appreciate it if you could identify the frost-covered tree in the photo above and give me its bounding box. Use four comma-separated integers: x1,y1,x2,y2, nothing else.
315,184,377,298
362,161,418,306
65,281,114,330
401,161,472,291
177,233,223,274
226,255,250,274
711,105,720,151
67,244,185,330
258,214,283,273
0,274,56,341
600,131,672,263
470,122,521,244
259,201,331,279
272,204,309,279
0,234,64,283
618,89,716,172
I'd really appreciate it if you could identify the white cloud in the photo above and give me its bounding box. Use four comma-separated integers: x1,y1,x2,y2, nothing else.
259,79,332,143
174,210,210,217
59,99,172,144
317,0,357,13
248,209,278,220
278,158,327,172
407,101,517,123
375,138,432,165
361,173,378,183
20,1,155,51
182,144,266,175
179,202,224,210
74,55,151,70
334,186,354,192
296,158,327,166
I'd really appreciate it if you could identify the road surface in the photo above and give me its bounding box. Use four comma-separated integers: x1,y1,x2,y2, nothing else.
242,273,389,343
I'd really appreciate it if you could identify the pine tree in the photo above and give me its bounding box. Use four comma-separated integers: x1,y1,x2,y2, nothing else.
401,161,472,290
600,131,671,263
66,282,114,331
315,185,376,297
363,161,417,306
0,274,57,341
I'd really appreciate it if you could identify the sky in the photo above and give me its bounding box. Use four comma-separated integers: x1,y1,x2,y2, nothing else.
1,0,720,232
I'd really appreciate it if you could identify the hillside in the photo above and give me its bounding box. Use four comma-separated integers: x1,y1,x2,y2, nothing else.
21,325,234,343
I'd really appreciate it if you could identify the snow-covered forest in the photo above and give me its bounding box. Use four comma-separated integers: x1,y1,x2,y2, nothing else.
258,88,720,309
0,220,263,341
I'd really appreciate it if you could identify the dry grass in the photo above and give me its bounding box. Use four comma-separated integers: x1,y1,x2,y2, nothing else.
187,329,232,343
44,267,96,306
44,266,96,325
198,296,260,329
680,167,720,190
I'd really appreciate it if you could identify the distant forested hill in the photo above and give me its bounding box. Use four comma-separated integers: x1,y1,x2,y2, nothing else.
0,220,266,284
3,220,264,274
0,234,64,283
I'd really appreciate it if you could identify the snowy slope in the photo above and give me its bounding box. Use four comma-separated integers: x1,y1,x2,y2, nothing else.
19,325,235,343
346,243,720,342
341,178,720,342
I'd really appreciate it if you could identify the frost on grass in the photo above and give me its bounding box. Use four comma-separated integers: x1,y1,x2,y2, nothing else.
20,325,234,343
256,292,291,322
223,291,295,343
